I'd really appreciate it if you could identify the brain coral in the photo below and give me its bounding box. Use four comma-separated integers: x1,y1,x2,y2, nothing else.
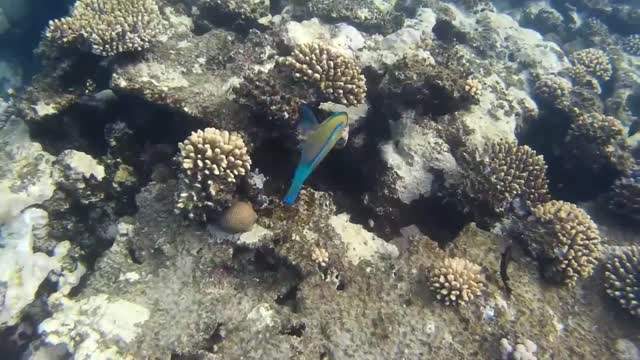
282,42,367,107
428,257,485,306
45,0,168,56
176,128,251,221
605,246,640,317
525,200,601,286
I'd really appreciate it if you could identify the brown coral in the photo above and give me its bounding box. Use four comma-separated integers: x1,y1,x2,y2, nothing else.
605,246,640,317
526,200,601,286
282,42,366,106
176,127,251,221
461,139,550,214
428,257,485,306
45,0,168,56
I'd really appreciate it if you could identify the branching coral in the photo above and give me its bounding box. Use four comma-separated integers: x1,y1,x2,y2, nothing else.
282,42,367,107
609,168,640,222
525,200,601,286
533,75,571,109
605,246,640,317
461,139,550,214
568,48,612,83
176,128,251,221
623,34,640,56
428,257,485,306
45,0,168,56
566,111,632,173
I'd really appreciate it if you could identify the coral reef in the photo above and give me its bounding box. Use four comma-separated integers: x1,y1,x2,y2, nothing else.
565,111,632,174
45,0,169,56
521,200,601,286
282,42,367,107
609,168,640,223
605,246,640,318
622,34,640,56
176,127,252,221
460,139,550,215
568,48,613,83
304,0,403,34
500,337,538,360
428,257,485,306
533,74,571,109
219,201,258,233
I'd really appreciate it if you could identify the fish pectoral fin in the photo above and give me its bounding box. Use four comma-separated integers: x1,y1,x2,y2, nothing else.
299,105,320,134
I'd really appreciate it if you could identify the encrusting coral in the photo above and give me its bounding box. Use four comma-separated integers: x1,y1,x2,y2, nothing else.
282,42,367,107
45,0,168,56
427,257,485,306
568,48,612,83
524,200,601,286
623,34,640,56
605,246,640,317
460,139,550,215
176,128,252,221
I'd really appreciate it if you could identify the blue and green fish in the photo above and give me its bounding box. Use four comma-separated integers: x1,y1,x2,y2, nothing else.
283,106,349,205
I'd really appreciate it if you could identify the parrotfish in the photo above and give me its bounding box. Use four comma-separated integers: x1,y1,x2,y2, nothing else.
283,106,349,205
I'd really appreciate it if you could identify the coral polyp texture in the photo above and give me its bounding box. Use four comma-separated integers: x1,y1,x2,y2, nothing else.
566,111,631,173
282,42,367,106
609,168,640,222
176,128,251,221
526,201,601,286
622,34,640,56
605,246,640,317
428,257,485,306
45,0,168,56
533,74,571,108
461,139,550,214
568,48,612,82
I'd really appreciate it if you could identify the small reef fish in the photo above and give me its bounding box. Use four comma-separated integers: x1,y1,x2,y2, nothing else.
284,106,349,205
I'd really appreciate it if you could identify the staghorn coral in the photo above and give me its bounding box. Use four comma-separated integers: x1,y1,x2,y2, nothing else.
609,168,640,223
568,48,612,83
428,257,485,306
45,0,168,56
282,42,367,107
623,35,640,56
566,111,632,174
176,127,251,221
605,246,640,317
524,200,601,286
461,139,550,215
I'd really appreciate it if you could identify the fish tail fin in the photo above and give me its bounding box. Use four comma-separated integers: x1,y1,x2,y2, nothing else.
284,165,311,206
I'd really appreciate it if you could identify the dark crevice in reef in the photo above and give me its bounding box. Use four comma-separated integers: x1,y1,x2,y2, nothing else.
518,108,618,202
275,285,302,313
189,4,268,37
280,322,306,337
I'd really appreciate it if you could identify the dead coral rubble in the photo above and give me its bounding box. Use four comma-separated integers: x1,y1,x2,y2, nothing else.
45,0,169,56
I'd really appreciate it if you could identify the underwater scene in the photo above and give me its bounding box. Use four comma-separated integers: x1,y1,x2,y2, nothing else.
2,0,640,358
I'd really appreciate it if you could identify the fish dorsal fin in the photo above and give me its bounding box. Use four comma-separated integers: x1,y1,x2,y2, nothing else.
299,105,320,134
